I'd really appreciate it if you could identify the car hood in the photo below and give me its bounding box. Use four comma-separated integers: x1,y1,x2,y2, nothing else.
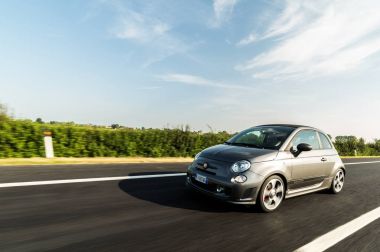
200,144,278,163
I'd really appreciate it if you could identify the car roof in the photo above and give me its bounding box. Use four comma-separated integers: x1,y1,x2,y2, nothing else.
257,124,315,129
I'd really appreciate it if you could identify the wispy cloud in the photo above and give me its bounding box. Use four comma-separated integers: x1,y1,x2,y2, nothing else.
236,33,256,46
113,11,170,42
235,1,325,46
104,1,193,68
211,0,238,28
157,73,252,90
236,0,380,79
261,1,322,39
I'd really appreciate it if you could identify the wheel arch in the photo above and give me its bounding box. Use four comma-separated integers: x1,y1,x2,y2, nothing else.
333,166,346,177
258,172,288,196
272,173,288,192
341,166,346,175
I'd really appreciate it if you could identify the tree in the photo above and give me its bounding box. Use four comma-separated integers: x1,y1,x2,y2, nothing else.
334,136,358,156
0,103,9,121
36,118,44,124
111,124,121,129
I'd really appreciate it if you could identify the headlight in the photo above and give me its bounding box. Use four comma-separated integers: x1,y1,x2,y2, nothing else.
194,152,201,160
231,160,251,173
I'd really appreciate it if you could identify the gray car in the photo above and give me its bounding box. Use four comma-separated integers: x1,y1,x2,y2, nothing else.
185,124,345,212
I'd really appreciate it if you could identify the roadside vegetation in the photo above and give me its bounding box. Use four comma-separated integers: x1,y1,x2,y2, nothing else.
0,104,379,158
0,105,229,158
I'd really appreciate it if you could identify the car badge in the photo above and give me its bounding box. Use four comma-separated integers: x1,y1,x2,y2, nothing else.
203,163,208,169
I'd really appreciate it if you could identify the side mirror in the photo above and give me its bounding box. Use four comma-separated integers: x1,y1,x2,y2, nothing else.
290,143,312,157
297,143,312,152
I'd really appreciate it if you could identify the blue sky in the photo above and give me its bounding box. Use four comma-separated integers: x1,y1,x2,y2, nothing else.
1,0,380,139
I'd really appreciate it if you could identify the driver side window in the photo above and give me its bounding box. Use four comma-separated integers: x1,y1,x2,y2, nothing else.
288,130,320,150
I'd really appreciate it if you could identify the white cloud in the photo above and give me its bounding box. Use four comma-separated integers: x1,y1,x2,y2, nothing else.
113,8,171,43
262,1,324,39
236,0,380,79
312,37,380,74
211,0,238,28
105,1,192,68
236,33,256,46
158,73,252,90
236,1,327,46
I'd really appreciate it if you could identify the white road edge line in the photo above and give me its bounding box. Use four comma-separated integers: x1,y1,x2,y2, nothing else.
294,206,380,252
344,161,380,165
0,160,377,188
0,173,187,188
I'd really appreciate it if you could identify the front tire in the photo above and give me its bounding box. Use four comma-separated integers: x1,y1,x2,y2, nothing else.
258,175,285,213
330,169,345,194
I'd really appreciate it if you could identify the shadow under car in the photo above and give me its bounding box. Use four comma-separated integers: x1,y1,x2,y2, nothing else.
118,171,261,213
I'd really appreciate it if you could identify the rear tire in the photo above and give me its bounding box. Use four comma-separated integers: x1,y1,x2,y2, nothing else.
258,175,285,213
330,168,345,194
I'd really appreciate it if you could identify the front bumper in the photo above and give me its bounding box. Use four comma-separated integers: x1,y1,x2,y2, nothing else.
185,171,261,205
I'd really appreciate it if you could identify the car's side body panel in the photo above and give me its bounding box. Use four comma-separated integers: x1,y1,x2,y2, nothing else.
290,150,327,181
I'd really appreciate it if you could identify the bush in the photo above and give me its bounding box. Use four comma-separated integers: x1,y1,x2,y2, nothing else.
333,136,380,156
0,104,378,158
0,119,232,158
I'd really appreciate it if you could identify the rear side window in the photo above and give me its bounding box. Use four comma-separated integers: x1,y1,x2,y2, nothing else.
288,130,320,150
318,132,332,149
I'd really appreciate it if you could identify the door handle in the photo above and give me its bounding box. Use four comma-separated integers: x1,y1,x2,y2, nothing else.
321,157,327,162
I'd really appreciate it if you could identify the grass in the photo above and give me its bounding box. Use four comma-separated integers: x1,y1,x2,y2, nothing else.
0,157,194,166
340,156,380,159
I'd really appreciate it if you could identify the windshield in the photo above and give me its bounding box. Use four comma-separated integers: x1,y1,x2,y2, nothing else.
225,126,295,150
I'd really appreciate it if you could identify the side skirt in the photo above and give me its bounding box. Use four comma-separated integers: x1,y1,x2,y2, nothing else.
285,179,331,199
288,176,326,190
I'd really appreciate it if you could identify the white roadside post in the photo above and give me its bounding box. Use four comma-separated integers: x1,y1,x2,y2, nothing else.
43,131,54,158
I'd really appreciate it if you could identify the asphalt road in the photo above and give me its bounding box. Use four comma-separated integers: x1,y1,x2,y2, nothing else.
0,159,379,252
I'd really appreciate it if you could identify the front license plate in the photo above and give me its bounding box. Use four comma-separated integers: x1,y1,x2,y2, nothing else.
195,174,208,184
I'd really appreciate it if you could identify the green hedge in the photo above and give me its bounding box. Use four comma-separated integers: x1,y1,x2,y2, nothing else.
0,116,379,158
334,136,380,156
0,118,231,158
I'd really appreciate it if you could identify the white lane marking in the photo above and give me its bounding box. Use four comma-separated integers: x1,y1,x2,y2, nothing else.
0,160,377,188
344,160,380,165
0,173,186,188
294,206,380,252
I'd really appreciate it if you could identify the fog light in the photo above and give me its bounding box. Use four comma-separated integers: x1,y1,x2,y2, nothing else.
232,175,247,183
216,185,224,193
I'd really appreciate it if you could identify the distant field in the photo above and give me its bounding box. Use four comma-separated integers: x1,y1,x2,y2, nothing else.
0,157,194,166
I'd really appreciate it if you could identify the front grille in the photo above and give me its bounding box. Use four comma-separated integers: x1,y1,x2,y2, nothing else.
195,161,218,175
190,177,231,196
196,162,218,170
196,168,216,175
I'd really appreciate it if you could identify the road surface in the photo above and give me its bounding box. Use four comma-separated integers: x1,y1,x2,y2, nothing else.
0,159,379,251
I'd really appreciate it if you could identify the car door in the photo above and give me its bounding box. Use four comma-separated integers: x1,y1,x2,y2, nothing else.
287,130,326,189
317,131,337,177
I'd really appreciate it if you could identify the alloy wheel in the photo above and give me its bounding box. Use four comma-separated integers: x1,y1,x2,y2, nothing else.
333,170,344,193
262,178,284,211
